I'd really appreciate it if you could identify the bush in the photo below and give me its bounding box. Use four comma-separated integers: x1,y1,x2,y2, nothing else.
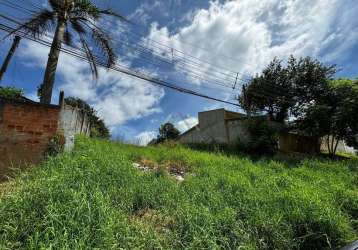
44,133,65,157
0,86,23,99
237,117,280,155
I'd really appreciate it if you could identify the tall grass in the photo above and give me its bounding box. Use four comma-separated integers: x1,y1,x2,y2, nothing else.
0,137,357,249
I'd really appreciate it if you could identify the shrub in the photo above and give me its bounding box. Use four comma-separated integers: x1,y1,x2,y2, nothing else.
237,117,280,155
0,86,24,99
44,133,65,157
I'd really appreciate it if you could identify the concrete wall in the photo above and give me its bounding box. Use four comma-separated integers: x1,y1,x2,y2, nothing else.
226,120,251,144
0,98,60,180
179,109,249,145
198,109,226,130
179,109,356,155
320,136,356,154
0,97,91,180
59,104,90,151
178,123,228,144
179,109,229,144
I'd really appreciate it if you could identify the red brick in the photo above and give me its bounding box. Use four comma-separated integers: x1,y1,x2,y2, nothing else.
15,125,24,132
0,101,61,176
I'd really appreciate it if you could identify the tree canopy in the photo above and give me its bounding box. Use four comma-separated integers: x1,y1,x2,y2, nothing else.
157,123,180,143
239,56,336,123
239,56,358,156
298,79,358,156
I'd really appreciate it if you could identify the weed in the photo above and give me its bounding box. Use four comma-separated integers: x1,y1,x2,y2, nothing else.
0,137,356,249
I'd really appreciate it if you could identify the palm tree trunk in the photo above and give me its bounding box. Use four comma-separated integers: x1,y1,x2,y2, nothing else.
0,36,21,83
40,19,66,104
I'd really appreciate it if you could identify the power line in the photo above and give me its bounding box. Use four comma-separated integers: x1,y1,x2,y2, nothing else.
17,0,255,71
4,1,252,84
0,0,36,15
0,4,248,90
0,22,294,108
0,8,292,104
0,10,242,91
0,11,289,100
0,21,241,107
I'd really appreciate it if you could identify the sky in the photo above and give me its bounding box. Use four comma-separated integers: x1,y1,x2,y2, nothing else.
0,0,357,145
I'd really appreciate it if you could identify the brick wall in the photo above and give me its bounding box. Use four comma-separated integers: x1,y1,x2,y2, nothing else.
0,98,60,180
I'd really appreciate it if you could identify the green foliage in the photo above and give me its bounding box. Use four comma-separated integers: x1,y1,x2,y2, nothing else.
240,57,358,157
237,118,280,155
240,58,292,123
44,133,65,157
157,123,180,143
0,137,356,249
299,78,358,156
0,86,24,99
240,56,336,123
65,97,110,139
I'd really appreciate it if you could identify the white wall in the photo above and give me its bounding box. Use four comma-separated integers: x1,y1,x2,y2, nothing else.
59,104,90,150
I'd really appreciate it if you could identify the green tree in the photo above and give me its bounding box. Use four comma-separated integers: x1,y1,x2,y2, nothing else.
239,56,336,123
239,58,292,123
65,97,110,139
298,79,358,156
13,0,125,104
157,123,180,143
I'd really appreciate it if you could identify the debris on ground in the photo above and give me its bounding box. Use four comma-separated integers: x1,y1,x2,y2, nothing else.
130,208,174,234
132,159,189,182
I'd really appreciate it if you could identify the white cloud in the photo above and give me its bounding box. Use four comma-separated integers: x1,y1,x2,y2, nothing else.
163,113,198,132
134,131,157,146
128,1,162,25
176,116,198,132
144,0,358,82
134,115,197,146
20,40,165,129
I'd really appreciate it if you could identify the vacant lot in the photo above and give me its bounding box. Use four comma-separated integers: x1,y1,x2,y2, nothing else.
0,137,357,249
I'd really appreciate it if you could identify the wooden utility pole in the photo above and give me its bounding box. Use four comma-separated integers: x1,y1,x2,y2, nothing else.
0,36,21,82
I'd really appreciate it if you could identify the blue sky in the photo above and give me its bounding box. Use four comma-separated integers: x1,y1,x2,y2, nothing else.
0,0,357,144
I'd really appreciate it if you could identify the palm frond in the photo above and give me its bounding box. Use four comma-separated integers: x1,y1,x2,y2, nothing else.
91,28,116,68
10,10,55,38
70,19,86,34
99,9,128,23
80,36,99,79
63,25,73,46
48,0,61,12
73,0,100,19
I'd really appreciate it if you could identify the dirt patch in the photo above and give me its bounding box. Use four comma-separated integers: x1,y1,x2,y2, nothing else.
133,159,190,182
131,208,174,234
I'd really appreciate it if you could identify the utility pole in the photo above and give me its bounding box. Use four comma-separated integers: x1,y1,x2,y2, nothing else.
0,36,21,82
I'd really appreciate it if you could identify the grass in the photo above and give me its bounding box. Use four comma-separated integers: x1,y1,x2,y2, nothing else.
0,137,357,249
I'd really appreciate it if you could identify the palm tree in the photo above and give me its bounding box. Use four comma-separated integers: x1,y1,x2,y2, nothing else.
13,0,125,104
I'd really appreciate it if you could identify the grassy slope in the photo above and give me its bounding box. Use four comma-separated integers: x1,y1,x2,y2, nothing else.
0,137,357,249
